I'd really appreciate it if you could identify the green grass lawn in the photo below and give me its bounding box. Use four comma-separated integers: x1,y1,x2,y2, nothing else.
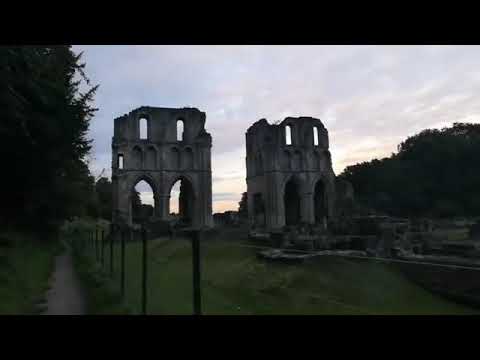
0,233,59,314
81,233,479,315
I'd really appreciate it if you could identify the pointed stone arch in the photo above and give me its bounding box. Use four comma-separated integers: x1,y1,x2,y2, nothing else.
128,174,158,225
283,176,302,226
313,179,328,224
168,174,197,227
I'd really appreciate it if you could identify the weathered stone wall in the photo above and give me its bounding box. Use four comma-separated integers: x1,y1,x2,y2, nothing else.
111,106,213,229
245,117,337,231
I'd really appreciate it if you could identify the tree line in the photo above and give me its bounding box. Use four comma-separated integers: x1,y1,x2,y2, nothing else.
339,123,480,218
236,123,480,220
0,46,113,239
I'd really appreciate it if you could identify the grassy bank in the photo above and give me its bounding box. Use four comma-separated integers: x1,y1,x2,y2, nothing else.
69,233,130,315
77,232,479,315
0,232,61,314
62,218,129,314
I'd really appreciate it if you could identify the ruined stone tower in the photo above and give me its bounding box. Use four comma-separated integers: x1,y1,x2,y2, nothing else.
111,106,213,229
245,117,336,231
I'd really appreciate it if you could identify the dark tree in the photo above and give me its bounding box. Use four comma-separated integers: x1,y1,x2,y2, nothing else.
0,46,98,237
339,123,480,218
238,192,248,219
95,177,113,221
131,189,154,224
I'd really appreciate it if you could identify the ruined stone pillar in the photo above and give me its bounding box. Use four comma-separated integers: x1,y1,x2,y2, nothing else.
271,175,284,231
153,194,161,218
113,174,132,226
302,192,315,224
196,160,213,229
158,194,170,221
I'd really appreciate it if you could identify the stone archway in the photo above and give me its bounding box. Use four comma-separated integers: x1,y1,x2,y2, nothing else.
313,179,327,224
284,178,301,226
128,175,158,225
111,107,213,229
168,176,196,227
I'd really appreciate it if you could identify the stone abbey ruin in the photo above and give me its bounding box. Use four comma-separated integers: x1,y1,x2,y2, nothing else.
111,106,213,229
111,107,353,234
246,117,337,231
110,106,479,267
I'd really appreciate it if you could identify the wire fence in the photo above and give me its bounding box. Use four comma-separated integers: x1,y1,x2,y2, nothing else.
70,225,480,315
71,225,201,315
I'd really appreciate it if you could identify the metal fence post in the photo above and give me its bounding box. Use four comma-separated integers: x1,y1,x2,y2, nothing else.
95,226,99,262
101,229,105,267
121,228,126,298
142,226,147,315
192,230,202,315
110,224,114,277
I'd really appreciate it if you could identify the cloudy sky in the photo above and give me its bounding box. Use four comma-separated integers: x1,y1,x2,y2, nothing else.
73,45,480,212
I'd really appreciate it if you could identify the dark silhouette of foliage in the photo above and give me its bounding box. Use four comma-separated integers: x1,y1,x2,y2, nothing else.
238,192,248,219
94,177,113,221
339,123,480,218
0,46,98,236
131,189,153,224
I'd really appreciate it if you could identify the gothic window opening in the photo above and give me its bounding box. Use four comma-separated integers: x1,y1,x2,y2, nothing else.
285,125,292,145
139,117,148,139
118,154,124,169
177,119,184,141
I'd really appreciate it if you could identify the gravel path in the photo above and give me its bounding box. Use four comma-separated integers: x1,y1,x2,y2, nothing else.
43,248,86,315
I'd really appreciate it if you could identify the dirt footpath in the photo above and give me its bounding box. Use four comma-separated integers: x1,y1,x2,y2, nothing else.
43,249,86,315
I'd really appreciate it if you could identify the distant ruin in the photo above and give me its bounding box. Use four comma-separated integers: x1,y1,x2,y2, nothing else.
245,117,344,232
111,106,213,229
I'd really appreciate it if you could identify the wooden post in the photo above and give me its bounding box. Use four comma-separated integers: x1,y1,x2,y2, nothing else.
95,226,99,261
110,224,114,277
121,228,126,298
101,229,105,267
191,230,202,315
141,226,147,315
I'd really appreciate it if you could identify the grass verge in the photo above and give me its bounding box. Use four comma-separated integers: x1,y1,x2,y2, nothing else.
0,232,61,314
71,239,130,315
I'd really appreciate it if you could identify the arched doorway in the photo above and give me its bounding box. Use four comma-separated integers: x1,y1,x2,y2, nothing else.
130,179,156,225
169,177,195,227
284,178,301,226
314,179,327,224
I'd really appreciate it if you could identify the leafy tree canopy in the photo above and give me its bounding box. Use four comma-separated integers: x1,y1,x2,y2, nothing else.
238,192,248,219
0,46,98,237
339,123,480,218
